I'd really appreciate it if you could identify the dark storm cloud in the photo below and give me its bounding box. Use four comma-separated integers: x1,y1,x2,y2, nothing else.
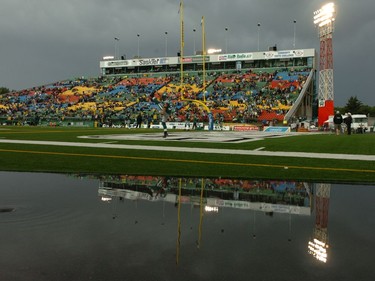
0,0,374,105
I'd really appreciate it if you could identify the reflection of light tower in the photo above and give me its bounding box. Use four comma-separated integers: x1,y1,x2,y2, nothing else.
314,2,336,126
308,183,331,263
251,210,256,239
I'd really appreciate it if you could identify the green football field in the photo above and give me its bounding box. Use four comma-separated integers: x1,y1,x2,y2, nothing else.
0,126,374,184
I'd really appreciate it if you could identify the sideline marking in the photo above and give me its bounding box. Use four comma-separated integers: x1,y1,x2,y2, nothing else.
1,139,374,161
0,148,374,174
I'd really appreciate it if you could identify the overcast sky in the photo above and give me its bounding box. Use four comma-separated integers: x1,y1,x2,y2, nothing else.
0,0,374,106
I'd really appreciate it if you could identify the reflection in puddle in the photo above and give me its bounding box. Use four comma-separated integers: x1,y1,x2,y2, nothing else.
0,207,15,213
1,172,374,281
94,175,327,263
308,183,330,263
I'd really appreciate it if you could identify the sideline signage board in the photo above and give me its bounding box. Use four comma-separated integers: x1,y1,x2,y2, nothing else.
263,126,290,133
233,125,259,132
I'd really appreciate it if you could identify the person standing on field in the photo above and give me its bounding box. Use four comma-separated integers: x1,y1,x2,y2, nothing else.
136,112,143,128
161,102,171,138
333,111,343,135
345,112,353,135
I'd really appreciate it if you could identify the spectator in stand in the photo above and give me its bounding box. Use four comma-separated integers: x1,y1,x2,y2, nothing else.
333,110,343,135
344,112,353,135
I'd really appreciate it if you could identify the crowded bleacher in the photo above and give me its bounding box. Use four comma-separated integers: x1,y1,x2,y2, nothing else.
0,49,314,129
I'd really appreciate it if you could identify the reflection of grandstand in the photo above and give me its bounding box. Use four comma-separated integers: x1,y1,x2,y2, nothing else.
97,175,313,216
0,49,316,128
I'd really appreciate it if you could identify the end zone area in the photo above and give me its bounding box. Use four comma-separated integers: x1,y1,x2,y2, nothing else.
78,130,311,143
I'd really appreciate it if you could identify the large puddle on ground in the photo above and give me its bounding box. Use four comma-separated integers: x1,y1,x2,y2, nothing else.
0,172,374,281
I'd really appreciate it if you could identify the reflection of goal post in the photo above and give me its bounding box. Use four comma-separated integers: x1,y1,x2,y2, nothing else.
314,3,335,126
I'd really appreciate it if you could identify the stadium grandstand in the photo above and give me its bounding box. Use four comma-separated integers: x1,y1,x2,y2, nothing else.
0,48,316,130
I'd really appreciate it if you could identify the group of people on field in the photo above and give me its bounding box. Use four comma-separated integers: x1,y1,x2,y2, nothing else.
333,111,352,135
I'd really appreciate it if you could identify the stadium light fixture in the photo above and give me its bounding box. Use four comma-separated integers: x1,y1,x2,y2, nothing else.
313,2,335,27
207,48,222,54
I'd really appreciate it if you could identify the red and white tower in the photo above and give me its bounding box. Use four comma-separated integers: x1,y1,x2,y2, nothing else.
314,3,336,126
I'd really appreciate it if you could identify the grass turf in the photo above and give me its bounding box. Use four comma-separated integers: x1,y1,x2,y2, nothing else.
0,126,374,184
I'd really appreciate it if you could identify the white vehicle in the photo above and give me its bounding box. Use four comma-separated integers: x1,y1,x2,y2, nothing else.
343,114,369,133
323,115,334,131
323,114,369,133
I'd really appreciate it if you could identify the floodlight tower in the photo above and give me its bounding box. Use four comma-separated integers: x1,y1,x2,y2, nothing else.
314,3,336,126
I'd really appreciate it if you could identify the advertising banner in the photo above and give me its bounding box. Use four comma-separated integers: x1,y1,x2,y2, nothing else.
180,56,210,63
218,53,253,61
233,125,259,131
263,126,290,133
263,50,304,59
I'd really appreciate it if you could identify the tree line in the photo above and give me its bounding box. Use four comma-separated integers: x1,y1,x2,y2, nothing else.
335,96,375,116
